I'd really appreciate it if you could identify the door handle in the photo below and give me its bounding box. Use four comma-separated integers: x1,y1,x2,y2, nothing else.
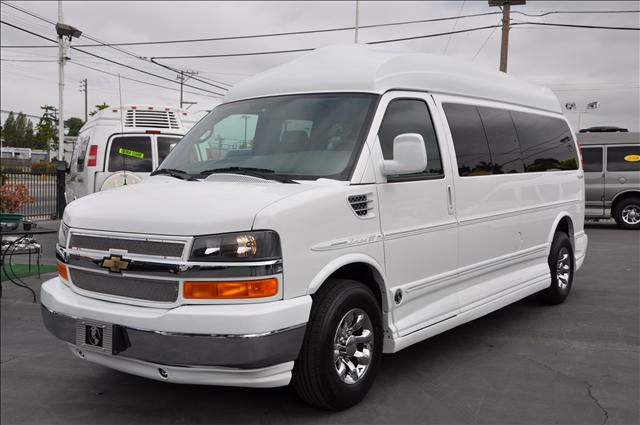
447,185,454,215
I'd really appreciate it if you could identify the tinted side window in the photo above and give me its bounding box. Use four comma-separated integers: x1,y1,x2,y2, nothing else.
76,136,90,172
478,106,524,174
379,99,443,178
443,103,493,176
607,146,640,172
157,136,181,165
108,136,153,172
511,112,578,172
582,147,603,172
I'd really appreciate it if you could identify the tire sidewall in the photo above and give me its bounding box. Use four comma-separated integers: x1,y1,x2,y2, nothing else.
315,283,383,408
548,233,574,301
614,198,640,230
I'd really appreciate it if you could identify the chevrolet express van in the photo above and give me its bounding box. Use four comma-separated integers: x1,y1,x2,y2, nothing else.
42,45,588,410
579,131,640,229
66,105,201,200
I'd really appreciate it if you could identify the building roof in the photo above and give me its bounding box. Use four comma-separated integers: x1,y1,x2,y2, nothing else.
577,131,640,145
224,44,562,113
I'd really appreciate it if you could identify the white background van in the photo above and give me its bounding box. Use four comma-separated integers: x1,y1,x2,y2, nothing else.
43,45,587,410
66,105,201,200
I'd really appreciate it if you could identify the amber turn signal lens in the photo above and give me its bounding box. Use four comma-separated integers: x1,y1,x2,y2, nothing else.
57,261,69,281
183,278,278,299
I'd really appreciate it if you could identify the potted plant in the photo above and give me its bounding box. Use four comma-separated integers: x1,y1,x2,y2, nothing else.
0,184,34,231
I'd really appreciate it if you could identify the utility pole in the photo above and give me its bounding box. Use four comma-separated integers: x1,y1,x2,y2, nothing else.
354,0,360,43
177,69,198,109
80,78,88,122
488,0,525,73
57,0,64,162
55,0,82,218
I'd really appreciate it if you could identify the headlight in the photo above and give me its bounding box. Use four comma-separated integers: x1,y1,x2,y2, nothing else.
190,230,281,262
57,223,70,248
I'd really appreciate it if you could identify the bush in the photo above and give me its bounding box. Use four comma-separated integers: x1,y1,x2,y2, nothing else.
0,184,34,213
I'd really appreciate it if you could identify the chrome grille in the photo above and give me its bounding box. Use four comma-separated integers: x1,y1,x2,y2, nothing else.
348,194,373,217
69,234,185,258
70,268,178,302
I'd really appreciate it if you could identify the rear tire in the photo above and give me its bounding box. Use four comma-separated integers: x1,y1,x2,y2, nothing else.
539,232,574,305
292,279,383,410
613,197,640,230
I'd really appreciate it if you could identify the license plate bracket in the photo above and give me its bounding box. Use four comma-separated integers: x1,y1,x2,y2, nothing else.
75,319,113,354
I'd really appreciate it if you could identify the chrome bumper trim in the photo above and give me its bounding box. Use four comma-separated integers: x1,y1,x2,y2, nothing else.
42,306,306,368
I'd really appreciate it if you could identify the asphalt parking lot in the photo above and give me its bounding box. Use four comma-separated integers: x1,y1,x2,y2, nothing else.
1,222,638,425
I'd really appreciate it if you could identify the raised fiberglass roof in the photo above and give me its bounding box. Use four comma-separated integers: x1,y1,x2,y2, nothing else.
224,44,562,113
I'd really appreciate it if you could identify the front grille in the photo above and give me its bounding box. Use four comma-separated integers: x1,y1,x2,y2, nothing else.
69,234,185,258
70,268,178,302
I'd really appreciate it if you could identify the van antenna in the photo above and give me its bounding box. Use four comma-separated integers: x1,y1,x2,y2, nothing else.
117,73,127,185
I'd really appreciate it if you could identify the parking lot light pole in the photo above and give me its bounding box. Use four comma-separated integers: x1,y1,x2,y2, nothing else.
565,101,600,131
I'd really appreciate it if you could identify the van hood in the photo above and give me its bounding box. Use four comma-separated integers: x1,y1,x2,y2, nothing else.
63,176,315,235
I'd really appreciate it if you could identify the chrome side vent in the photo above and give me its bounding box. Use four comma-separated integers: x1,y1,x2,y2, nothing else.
348,193,374,218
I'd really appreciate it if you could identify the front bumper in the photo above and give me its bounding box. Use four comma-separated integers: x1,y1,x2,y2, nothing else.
41,277,311,386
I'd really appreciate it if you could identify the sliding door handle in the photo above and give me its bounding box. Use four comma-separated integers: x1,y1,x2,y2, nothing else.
447,185,454,215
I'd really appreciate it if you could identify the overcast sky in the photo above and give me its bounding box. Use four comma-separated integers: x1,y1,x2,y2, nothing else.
1,1,639,131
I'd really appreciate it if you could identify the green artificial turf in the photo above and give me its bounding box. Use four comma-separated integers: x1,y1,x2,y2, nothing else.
1,263,57,282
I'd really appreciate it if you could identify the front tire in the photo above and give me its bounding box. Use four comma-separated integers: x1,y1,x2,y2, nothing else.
292,279,383,410
613,197,640,229
539,232,574,304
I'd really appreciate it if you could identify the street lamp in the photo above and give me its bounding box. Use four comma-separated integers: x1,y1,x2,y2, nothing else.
55,1,82,219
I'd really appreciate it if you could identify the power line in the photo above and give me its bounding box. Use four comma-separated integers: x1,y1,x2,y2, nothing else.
0,10,503,48
147,21,638,61
0,58,58,62
69,60,223,98
1,8,637,48
472,24,499,61
443,0,466,54
0,19,227,97
0,1,230,90
513,21,640,31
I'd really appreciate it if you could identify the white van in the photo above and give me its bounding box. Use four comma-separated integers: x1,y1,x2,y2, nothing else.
67,105,201,200
43,45,587,410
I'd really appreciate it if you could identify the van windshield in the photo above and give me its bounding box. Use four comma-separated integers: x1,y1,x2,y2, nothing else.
158,94,378,180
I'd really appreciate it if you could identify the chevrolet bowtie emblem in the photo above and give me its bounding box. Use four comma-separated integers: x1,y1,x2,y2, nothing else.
100,255,130,273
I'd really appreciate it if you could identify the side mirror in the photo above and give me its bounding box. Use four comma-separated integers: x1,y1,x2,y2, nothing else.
169,143,177,151
380,133,427,176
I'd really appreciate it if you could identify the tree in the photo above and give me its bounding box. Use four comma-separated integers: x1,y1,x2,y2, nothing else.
89,102,109,117
65,117,85,137
1,112,36,148
35,105,58,151
2,112,17,145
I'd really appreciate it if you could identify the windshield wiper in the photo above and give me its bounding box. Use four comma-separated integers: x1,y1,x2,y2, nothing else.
198,167,297,183
150,168,198,181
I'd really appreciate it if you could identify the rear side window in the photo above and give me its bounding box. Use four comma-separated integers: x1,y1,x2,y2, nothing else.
108,136,153,172
477,106,524,174
76,136,90,172
607,146,640,172
511,112,578,172
582,147,603,172
443,103,493,176
157,136,181,165
379,99,444,179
